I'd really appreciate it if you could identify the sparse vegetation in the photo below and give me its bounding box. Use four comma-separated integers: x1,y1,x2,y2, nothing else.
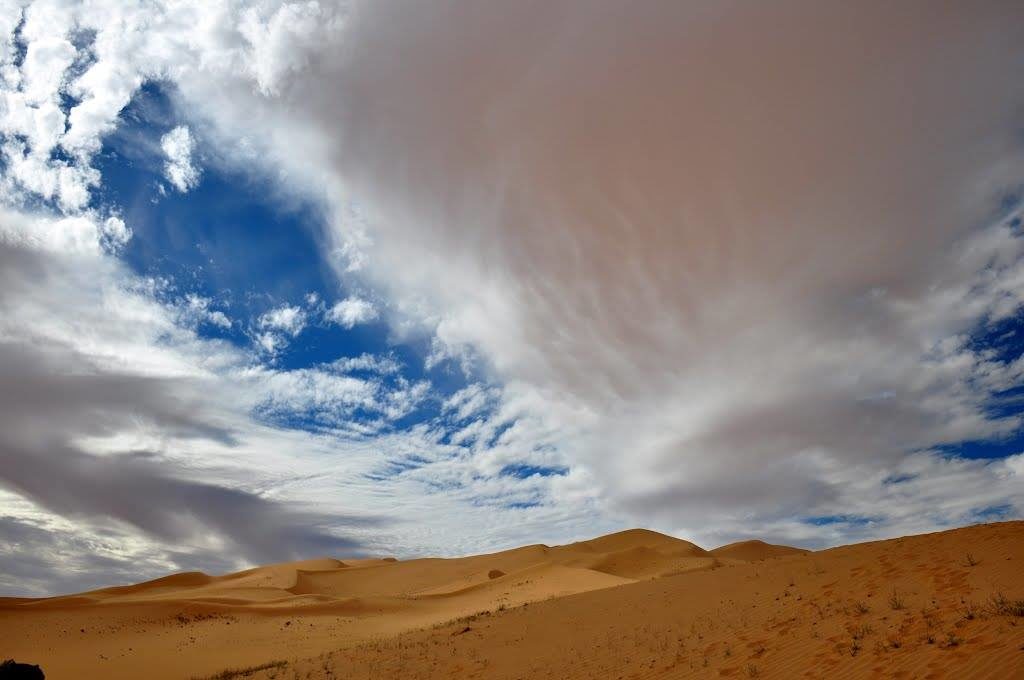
191,660,288,680
941,632,962,649
888,587,905,610
747,663,760,677
921,606,938,629
964,552,979,567
847,622,872,656
990,592,1024,617
850,623,872,640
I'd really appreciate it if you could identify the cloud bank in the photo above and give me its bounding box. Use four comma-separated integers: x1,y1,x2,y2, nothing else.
2,0,1024,593
178,0,1024,541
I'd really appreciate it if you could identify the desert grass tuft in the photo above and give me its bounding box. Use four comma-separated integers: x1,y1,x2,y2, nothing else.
888,587,905,611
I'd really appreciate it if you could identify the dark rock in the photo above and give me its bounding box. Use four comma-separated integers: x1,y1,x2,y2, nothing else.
0,660,44,680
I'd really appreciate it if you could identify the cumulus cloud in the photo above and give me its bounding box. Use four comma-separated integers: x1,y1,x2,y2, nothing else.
0,208,126,255
0,1,95,210
325,296,378,328
254,303,307,354
259,304,306,335
160,125,200,192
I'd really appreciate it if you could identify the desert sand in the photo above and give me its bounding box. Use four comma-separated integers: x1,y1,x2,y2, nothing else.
1,522,1022,679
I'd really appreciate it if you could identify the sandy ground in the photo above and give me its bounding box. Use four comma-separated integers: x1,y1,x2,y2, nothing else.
1,523,1021,679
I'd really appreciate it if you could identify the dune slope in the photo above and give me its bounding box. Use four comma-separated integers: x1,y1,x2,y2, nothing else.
2,523,1022,679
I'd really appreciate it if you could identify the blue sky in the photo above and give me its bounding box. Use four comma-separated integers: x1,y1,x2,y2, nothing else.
96,81,475,436
0,1,1023,597
100,84,389,358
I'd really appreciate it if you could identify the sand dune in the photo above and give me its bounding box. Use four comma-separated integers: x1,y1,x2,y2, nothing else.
2,522,1022,679
710,539,810,562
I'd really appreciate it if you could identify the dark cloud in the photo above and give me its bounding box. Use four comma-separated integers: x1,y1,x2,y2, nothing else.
0,340,237,447
0,236,382,596
0,438,381,568
0,516,162,597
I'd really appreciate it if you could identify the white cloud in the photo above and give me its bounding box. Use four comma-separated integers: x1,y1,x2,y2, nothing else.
177,294,231,330
251,366,380,426
248,363,430,433
443,384,494,423
325,296,377,329
251,331,279,355
0,207,131,255
331,352,401,375
0,0,98,210
253,304,307,356
237,1,333,96
99,216,131,250
160,125,200,192
258,304,306,336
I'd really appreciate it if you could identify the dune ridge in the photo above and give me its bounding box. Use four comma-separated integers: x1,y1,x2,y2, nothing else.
710,538,810,561
2,523,1022,679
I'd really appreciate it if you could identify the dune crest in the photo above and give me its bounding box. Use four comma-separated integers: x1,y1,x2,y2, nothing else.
710,538,810,561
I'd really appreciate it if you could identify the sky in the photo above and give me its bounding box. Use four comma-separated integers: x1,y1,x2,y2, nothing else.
1,0,1024,596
